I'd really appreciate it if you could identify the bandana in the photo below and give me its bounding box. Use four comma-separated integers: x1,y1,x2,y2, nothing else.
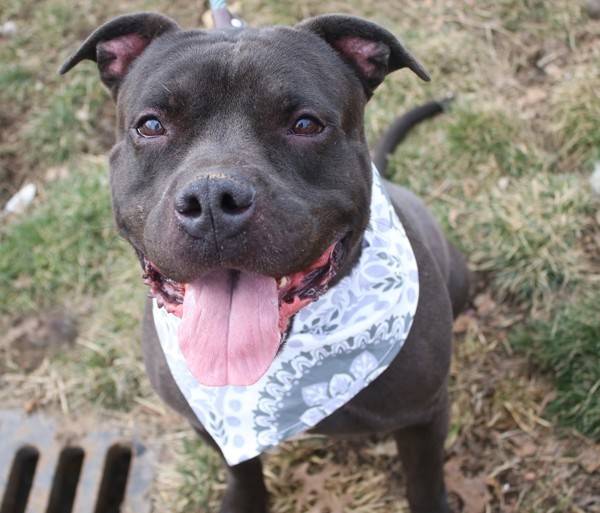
152,164,419,465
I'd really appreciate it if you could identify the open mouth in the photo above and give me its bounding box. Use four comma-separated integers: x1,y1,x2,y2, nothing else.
142,239,345,386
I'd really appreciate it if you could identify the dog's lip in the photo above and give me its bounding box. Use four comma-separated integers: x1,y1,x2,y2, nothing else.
276,239,345,303
141,233,348,321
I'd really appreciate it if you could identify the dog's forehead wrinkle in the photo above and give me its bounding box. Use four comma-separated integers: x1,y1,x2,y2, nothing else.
196,28,346,88
126,30,356,126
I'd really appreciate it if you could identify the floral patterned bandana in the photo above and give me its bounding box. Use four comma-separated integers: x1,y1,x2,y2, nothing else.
152,164,419,465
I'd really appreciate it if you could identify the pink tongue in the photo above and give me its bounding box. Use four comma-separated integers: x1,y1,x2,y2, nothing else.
178,270,280,386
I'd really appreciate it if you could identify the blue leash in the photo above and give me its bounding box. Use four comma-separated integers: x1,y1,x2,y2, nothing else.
209,0,227,9
210,0,244,28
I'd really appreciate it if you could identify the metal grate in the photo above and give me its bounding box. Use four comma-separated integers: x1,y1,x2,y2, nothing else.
0,410,154,513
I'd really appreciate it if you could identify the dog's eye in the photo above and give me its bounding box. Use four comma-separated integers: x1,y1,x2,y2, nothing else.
291,116,324,136
137,117,165,137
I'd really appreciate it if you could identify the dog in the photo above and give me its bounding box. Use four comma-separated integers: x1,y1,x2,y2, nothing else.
61,12,469,513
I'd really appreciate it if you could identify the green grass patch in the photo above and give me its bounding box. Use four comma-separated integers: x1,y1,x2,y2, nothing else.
462,173,594,303
493,0,558,31
173,437,224,511
23,70,108,165
446,107,544,178
0,158,128,315
0,64,33,102
552,74,600,169
512,290,600,440
476,0,581,35
385,118,460,197
390,131,595,305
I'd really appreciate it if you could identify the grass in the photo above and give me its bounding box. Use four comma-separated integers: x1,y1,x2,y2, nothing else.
551,73,600,169
22,71,109,166
1,0,600,510
56,254,148,411
0,156,146,412
461,173,595,304
0,64,33,97
512,290,600,439
170,438,224,512
445,108,545,178
0,158,128,315
0,255,148,412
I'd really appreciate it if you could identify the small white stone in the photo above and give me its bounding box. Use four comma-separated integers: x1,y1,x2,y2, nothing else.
231,18,243,28
590,162,600,196
4,183,36,214
497,177,510,190
0,20,17,37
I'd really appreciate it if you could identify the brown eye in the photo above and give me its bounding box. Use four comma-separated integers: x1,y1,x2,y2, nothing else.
137,117,165,137
291,116,324,136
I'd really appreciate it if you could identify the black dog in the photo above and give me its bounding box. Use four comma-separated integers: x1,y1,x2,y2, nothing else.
61,12,469,513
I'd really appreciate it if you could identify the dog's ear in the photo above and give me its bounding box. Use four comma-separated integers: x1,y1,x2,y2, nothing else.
59,12,180,97
296,14,430,97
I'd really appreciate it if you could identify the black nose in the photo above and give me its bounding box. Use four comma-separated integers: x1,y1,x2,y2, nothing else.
175,178,256,239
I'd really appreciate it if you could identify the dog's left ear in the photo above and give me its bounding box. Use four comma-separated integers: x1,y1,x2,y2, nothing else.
296,14,430,97
59,12,180,97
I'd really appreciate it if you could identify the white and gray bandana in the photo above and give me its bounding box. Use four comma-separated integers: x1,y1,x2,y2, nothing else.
152,164,419,465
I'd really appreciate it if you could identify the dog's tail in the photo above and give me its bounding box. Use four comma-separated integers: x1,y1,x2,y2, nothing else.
373,96,454,178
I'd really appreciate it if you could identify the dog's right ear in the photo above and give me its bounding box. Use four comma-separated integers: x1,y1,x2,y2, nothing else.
296,14,429,99
59,12,180,97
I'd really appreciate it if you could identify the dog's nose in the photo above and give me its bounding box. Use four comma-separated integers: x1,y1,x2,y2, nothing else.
175,178,256,238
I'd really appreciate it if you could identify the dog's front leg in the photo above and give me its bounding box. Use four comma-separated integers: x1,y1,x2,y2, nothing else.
194,428,269,513
220,457,268,513
394,403,450,513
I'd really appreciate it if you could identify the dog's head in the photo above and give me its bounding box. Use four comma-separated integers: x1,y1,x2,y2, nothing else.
61,12,428,386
